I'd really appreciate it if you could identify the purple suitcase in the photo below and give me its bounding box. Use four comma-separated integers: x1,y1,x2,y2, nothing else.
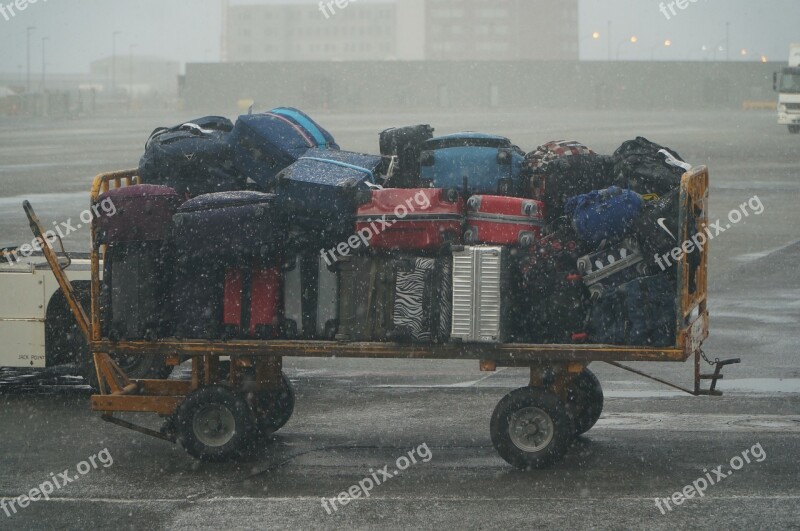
94,185,181,244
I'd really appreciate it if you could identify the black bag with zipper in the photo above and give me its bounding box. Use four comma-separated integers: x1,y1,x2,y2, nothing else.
612,137,690,197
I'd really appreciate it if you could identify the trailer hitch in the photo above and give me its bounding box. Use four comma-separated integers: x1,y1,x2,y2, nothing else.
696,357,741,396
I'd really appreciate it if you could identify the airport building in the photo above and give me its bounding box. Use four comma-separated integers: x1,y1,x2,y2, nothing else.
223,0,578,63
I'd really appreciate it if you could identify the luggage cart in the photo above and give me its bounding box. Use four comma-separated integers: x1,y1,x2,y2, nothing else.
23,165,737,469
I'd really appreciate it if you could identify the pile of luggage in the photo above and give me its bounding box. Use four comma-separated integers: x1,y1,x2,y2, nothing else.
95,107,695,347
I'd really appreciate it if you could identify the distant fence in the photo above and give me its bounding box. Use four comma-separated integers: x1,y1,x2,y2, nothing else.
183,60,780,112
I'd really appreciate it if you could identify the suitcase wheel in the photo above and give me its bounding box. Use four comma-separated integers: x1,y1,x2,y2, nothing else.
519,232,536,248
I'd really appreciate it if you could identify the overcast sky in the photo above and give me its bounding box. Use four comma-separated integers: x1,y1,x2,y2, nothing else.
0,0,797,73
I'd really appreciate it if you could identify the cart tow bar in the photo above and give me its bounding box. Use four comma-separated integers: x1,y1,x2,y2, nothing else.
606,357,741,397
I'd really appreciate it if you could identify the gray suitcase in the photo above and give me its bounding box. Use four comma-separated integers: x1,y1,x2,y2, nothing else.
450,246,510,343
283,254,339,339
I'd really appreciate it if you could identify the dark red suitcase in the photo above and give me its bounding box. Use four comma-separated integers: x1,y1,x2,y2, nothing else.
465,195,544,247
355,188,464,252
223,265,281,339
94,185,181,244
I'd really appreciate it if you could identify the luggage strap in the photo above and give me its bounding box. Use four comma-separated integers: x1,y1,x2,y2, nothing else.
299,157,376,183
271,108,329,148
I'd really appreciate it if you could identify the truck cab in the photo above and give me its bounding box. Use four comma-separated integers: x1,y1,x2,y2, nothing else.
775,44,800,134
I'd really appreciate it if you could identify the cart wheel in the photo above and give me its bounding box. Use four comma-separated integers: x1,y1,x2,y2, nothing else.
251,373,296,437
490,387,574,470
175,384,256,462
565,368,604,436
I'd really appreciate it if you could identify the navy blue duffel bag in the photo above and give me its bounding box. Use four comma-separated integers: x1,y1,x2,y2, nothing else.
564,186,644,247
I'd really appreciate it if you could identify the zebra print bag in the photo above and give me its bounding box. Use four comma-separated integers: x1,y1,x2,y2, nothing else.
391,257,452,343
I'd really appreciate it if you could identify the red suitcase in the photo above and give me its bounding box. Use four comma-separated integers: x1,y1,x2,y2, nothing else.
355,188,465,252
223,265,281,339
465,195,544,247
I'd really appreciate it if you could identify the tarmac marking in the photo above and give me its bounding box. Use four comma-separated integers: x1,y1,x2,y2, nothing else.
596,413,800,432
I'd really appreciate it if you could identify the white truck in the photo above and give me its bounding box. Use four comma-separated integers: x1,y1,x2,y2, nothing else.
0,249,169,385
775,43,800,134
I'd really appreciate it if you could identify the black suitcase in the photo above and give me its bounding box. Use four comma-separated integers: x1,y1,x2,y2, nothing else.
172,191,284,266
172,264,226,340
335,256,395,342
389,256,451,343
103,242,172,341
535,154,616,221
138,117,245,199
379,124,434,188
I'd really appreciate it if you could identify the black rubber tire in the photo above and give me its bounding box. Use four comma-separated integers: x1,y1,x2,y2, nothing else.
490,387,574,470
175,384,257,462
789,125,800,134
249,373,296,437
565,368,604,436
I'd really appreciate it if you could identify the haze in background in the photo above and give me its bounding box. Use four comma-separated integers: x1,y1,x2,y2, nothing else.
0,0,797,75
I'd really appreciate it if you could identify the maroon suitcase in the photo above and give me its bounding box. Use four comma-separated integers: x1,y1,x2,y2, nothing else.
355,188,465,252
94,185,181,244
464,195,544,247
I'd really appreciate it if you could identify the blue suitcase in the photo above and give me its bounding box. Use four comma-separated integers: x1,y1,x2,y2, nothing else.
229,107,339,190
276,149,383,240
419,132,525,196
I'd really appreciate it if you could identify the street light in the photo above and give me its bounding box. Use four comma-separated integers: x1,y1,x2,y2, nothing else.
111,30,121,95
26,26,35,93
616,35,638,60
761,55,768,63
41,37,48,92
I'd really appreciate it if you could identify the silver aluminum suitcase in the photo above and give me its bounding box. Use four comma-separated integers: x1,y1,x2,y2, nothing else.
451,246,509,343
283,254,339,339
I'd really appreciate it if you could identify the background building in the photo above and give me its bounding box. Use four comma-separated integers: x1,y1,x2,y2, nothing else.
224,0,578,63
424,0,578,61
225,2,398,62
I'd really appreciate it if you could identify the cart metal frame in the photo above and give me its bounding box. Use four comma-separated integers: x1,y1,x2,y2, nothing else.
23,165,731,450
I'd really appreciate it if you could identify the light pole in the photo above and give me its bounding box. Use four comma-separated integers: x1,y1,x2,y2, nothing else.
41,37,48,92
607,21,613,61
26,26,35,93
725,22,730,62
128,44,136,108
616,35,638,61
111,30,121,95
